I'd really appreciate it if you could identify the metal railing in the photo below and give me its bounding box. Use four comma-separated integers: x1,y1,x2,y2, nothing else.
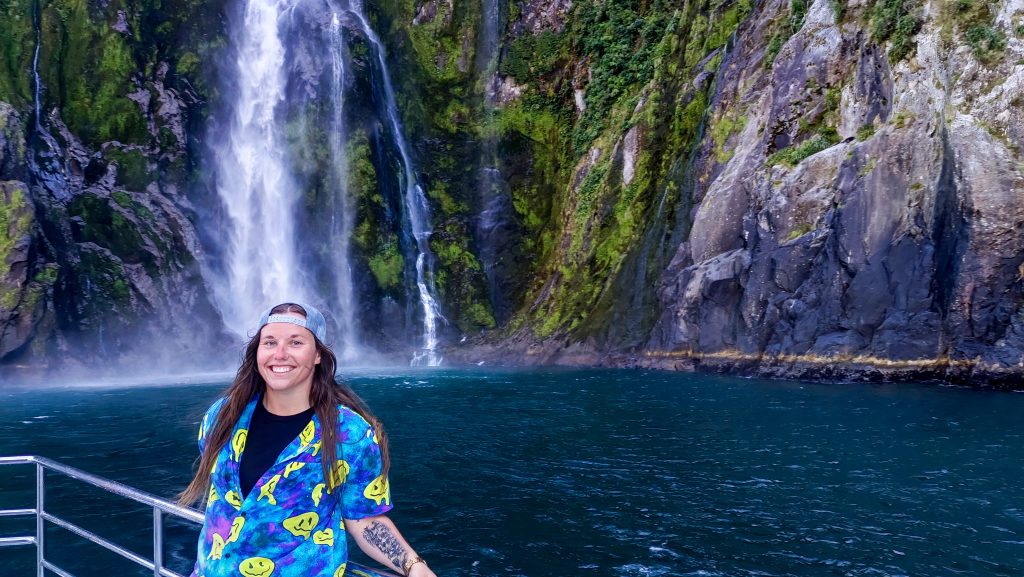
0,455,400,577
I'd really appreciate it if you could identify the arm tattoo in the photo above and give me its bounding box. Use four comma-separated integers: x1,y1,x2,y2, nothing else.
362,521,408,570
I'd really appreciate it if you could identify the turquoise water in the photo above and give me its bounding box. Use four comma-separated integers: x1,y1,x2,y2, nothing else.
0,369,1022,576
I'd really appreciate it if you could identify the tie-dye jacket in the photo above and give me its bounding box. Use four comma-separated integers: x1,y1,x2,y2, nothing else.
191,397,393,577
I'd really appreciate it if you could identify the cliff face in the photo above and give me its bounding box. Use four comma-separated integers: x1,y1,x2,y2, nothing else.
0,0,230,373
1,0,1023,383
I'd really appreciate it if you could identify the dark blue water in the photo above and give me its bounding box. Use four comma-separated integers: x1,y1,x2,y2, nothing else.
1,369,1022,576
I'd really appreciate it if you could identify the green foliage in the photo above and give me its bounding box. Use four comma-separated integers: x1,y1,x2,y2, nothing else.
0,185,33,282
712,113,747,162
965,25,1006,59
768,132,839,167
106,148,151,190
856,123,876,140
0,0,34,105
42,0,149,145
765,33,784,69
571,0,673,153
500,31,565,80
78,248,131,303
367,244,404,291
870,0,922,62
67,193,153,269
829,0,846,21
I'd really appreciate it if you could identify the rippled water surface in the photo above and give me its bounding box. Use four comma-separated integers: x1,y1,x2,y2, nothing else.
1,369,1022,576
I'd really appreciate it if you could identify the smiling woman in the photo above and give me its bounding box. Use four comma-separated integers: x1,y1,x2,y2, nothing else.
177,303,435,577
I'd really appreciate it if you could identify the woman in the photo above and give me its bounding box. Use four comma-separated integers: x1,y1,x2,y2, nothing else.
179,302,436,577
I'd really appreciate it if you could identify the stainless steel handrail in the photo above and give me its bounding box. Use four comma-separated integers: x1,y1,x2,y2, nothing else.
0,455,401,577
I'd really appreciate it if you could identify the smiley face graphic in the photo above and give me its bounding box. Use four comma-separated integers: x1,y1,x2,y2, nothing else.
299,421,316,446
207,533,225,560
312,528,334,546
224,490,242,510
329,460,350,487
362,474,390,507
283,461,305,478
282,511,319,539
239,556,275,577
311,482,326,506
258,474,281,506
332,563,347,577
227,516,245,544
207,484,218,504
232,429,248,462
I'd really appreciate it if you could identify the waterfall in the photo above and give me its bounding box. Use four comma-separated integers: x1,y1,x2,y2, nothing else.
473,0,516,322
345,3,445,366
327,12,359,360
32,0,41,131
210,0,309,336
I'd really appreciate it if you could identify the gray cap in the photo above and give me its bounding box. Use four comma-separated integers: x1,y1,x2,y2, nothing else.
257,302,327,342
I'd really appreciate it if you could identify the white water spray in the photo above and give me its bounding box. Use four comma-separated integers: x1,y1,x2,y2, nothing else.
327,12,359,359
346,3,445,366
211,0,309,335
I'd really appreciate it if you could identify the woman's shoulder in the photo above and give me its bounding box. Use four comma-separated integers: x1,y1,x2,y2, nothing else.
202,397,228,423
335,404,374,442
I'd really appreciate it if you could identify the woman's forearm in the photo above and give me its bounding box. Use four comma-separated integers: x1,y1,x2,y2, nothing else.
344,515,431,576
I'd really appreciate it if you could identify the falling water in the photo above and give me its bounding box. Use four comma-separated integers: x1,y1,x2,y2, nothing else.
346,3,445,366
210,0,309,336
32,0,41,131
327,12,358,360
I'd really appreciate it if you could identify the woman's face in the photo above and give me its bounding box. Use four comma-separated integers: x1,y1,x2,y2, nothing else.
256,314,321,396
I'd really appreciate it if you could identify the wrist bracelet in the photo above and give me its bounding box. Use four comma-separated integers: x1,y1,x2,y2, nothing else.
402,556,426,576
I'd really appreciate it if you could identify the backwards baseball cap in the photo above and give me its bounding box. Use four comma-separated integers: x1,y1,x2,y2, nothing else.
257,302,328,342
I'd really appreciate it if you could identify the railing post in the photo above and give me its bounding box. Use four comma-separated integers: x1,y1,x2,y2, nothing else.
153,507,163,577
35,461,44,577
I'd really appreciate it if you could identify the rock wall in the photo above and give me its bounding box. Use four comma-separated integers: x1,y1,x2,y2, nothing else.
2,0,1023,384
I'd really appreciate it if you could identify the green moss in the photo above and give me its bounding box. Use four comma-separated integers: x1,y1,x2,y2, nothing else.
787,223,814,241
856,123,876,140
768,132,839,167
0,0,34,106
43,0,149,145
712,112,747,162
78,248,130,303
870,0,922,63
106,149,152,190
67,193,150,266
0,184,33,269
426,181,467,216
367,244,404,290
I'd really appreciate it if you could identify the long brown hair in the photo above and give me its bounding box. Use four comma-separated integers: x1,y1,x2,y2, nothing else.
178,303,389,506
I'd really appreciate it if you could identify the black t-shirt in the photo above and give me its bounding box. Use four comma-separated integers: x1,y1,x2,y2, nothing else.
239,401,316,498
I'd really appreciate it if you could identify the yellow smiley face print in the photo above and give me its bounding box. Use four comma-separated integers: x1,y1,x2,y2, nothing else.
239,556,275,577
227,516,245,544
283,461,305,478
312,528,334,546
362,474,390,506
332,562,347,577
299,421,316,446
207,533,225,560
311,482,326,506
329,460,350,487
258,474,281,506
207,484,218,504
282,511,319,539
224,490,242,510
231,429,248,462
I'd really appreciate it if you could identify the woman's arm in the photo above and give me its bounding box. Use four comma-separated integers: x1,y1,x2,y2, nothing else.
343,515,436,577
